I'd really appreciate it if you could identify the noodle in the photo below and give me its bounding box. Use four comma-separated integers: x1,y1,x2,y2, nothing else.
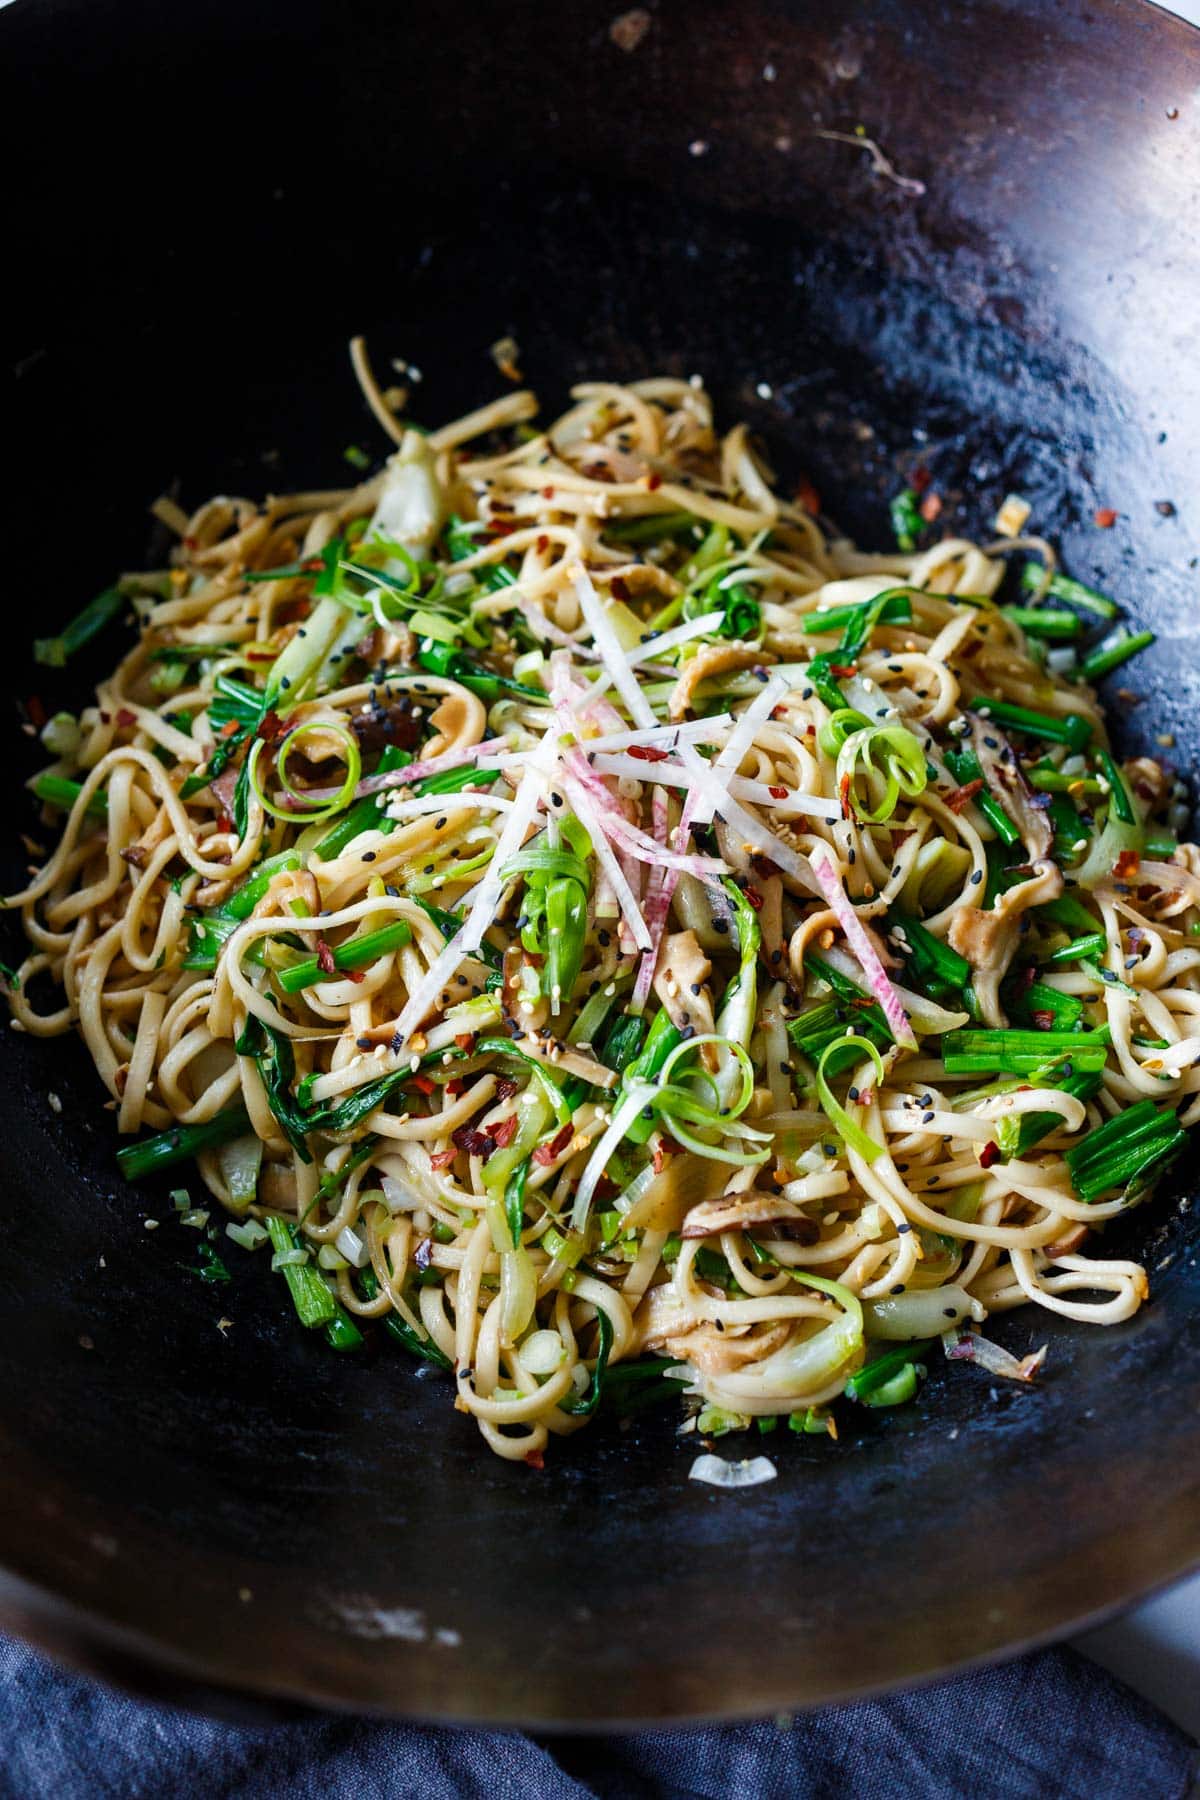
5,349,1194,1458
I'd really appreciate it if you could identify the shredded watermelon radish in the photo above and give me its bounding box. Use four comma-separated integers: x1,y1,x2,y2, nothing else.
809,843,916,1049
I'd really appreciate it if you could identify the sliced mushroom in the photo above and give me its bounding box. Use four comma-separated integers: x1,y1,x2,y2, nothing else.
681,1191,820,1241
668,642,769,721
948,858,1063,1026
654,930,715,1035
969,720,1052,861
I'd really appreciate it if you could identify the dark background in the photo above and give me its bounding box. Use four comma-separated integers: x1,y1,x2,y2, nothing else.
1,0,1198,1725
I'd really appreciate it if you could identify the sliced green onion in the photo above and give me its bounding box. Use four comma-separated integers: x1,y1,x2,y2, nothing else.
837,722,927,824
941,1027,1110,1076
30,772,107,819
887,913,971,1006
34,586,126,668
999,606,1081,640
249,719,362,823
1081,631,1155,684
890,488,923,553
275,919,412,993
1043,933,1108,967
815,1033,886,1163
265,1215,336,1327
804,592,914,638
1020,563,1119,618
116,1107,251,1181
969,697,1092,752
1065,1098,1186,1202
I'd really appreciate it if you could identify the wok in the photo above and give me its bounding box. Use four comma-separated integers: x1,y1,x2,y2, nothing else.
2,0,1199,1728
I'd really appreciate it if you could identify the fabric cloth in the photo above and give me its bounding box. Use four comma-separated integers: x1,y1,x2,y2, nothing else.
0,1633,1195,1800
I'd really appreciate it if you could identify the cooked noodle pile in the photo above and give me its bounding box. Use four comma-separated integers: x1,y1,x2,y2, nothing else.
8,349,1198,1461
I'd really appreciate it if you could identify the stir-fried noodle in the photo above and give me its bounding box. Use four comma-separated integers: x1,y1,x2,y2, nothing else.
8,347,1197,1459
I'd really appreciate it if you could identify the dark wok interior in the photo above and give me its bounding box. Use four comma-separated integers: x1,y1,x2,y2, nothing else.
2,0,1199,1726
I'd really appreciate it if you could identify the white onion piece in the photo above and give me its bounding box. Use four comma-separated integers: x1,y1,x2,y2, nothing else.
944,1327,1047,1382
865,1285,984,1339
380,1173,421,1214
335,1226,370,1269
689,1454,778,1489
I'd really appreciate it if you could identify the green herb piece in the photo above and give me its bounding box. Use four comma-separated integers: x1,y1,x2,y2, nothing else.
993,1064,1105,1159
276,919,412,994
34,586,126,668
969,697,1092,752
941,1026,1110,1076
558,1310,614,1416
999,606,1081,640
1065,1098,1186,1203
804,592,914,639
30,773,107,819
890,488,923,552
1019,563,1119,619
265,1216,336,1328
116,1107,251,1181
942,745,1020,845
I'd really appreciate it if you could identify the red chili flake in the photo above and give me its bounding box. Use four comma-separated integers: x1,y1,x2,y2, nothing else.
445,1078,466,1097
451,1125,495,1157
770,704,789,720
494,1076,519,1101
454,1033,476,1052
115,708,137,729
744,886,764,911
542,486,556,500
533,1122,574,1166
524,1449,545,1471
183,535,198,553
315,939,336,976
345,968,365,984
217,812,234,834
1113,848,1141,880
491,1115,519,1149
768,784,788,800
839,772,854,819
410,1074,435,1095
429,1147,457,1170
1093,507,1118,528
610,576,631,601
911,463,932,494
794,476,821,515
646,472,663,491
535,535,550,555
1031,1010,1056,1031
918,492,943,524
979,1141,1001,1169
594,1172,617,1199
487,519,516,537
219,718,241,739
829,663,857,678
256,710,286,744
26,695,47,729
945,778,984,813
627,744,670,762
